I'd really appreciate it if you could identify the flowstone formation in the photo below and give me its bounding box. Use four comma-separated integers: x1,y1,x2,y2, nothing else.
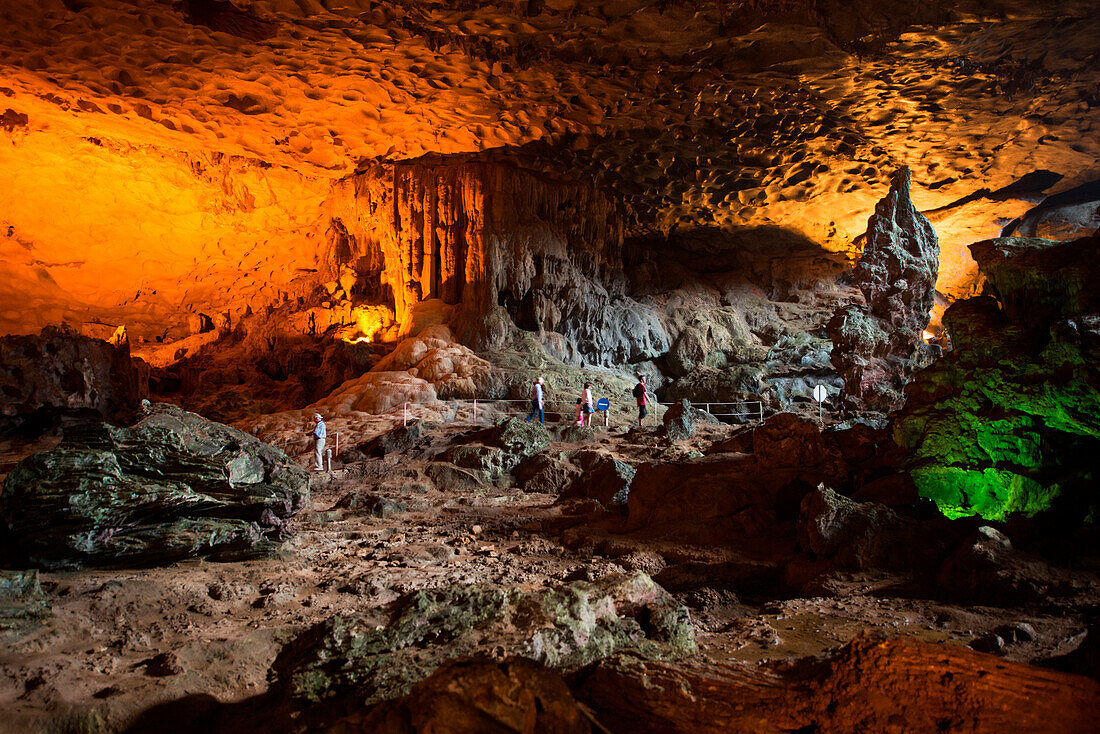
0,403,309,568
827,167,938,413
893,231,1100,519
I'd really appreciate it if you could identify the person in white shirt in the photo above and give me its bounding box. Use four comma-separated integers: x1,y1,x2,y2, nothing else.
580,381,593,427
310,413,327,471
524,377,545,424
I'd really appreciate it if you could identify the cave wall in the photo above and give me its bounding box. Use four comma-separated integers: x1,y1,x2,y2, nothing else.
0,124,329,341
0,0,1098,392
322,158,670,367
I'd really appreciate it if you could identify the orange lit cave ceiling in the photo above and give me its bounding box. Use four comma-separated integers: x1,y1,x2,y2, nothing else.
1,0,1099,339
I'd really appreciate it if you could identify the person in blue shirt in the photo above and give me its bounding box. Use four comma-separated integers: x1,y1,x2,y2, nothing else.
311,413,327,471
524,377,545,424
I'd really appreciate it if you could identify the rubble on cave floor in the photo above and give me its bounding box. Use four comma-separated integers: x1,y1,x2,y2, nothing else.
1,412,1098,732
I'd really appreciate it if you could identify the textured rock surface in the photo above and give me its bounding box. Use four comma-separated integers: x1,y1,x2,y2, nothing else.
892,232,1100,519
0,325,148,431
796,485,939,571
936,526,1095,607
0,570,50,629
1,1,1097,409
574,635,1100,734
0,403,309,569
827,167,939,413
273,571,693,709
348,658,590,734
661,399,718,442
558,450,636,510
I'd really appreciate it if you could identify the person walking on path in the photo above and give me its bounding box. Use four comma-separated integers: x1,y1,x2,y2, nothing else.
525,377,545,424
310,413,327,471
580,381,594,427
633,375,650,427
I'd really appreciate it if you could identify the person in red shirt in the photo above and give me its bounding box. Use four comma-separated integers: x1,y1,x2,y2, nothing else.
632,375,649,427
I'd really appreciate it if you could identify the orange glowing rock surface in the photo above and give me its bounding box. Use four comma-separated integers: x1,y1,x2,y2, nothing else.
0,0,1097,341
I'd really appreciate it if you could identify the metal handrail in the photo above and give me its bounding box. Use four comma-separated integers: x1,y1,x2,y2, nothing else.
402,397,766,427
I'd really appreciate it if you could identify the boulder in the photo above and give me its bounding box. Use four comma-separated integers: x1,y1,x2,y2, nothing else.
0,325,148,432
827,167,939,413
334,492,407,518
450,417,552,476
752,413,834,469
936,526,1090,606
662,398,718,442
352,658,590,734
514,452,580,495
625,453,775,536
348,420,426,460
493,417,552,468
273,572,694,710
0,403,309,569
0,570,50,629
559,450,636,510
796,485,935,571
444,444,508,479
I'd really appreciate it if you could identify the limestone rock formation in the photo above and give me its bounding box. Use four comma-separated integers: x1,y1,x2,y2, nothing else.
273,571,693,709
892,232,1100,520
351,658,590,734
796,485,936,571
661,398,719,442
0,570,50,629
574,635,1100,734
936,525,1095,607
0,325,148,431
828,167,939,413
558,450,636,511
0,404,309,569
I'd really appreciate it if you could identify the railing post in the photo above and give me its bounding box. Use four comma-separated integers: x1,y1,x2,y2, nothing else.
326,448,332,472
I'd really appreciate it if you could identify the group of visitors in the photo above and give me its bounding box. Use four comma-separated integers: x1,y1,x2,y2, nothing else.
524,374,650,427
306,375,653,472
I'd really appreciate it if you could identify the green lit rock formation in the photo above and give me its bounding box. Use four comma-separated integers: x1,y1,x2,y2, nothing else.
0,403,309,569
893,233,1100,520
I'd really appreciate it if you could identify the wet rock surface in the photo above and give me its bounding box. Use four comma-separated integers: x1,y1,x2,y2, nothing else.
0,403,309,569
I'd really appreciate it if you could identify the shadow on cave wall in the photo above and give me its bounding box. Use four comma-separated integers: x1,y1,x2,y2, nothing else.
624,224,852,299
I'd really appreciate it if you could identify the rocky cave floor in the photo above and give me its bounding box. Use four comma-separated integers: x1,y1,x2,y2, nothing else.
2,415,1097,733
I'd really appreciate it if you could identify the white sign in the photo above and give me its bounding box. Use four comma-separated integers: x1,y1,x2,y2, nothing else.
812,385,827,403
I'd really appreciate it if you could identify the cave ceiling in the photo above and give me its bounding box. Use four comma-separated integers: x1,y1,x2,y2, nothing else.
0,0,1098,340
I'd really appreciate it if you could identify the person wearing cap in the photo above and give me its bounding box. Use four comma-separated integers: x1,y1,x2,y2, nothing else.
310,413,327,471
524,377,545,424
